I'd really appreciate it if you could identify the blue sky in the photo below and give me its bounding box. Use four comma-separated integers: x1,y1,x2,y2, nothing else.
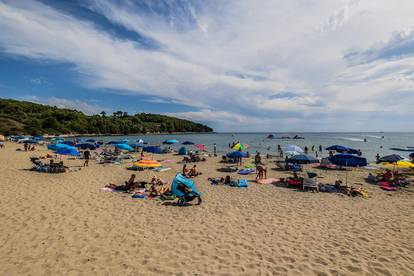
0,0,414,132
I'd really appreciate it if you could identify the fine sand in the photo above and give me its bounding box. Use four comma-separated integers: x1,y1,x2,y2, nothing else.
1,142,414,275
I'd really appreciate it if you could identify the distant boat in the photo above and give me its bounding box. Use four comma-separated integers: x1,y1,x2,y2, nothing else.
390,147,414,152
267,134,275,139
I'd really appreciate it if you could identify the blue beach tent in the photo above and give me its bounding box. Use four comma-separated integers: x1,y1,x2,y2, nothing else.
143,146,163,154
178,147,188,155
329,154,367,167
171,174,199,198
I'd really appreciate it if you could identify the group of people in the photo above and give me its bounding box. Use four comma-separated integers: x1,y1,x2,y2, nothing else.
23,143,36,151
182,164,202,178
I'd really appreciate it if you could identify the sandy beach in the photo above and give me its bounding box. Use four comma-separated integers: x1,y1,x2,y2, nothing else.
1,142,414,275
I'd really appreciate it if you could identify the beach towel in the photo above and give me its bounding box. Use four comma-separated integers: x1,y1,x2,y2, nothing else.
153,167,172,172
238,179,249,187
238,168,256,175
257,178,279,185
132,194,147,199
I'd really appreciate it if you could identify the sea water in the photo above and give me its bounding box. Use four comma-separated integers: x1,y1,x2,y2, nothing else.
79,132,414,162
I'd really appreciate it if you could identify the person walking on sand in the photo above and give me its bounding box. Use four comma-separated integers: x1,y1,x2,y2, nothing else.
256,165,267,180
83,150,91,167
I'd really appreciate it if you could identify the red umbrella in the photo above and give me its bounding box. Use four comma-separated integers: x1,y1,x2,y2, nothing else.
195,144,206,151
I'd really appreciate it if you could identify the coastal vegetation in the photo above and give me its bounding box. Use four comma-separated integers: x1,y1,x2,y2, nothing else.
0,98,213,135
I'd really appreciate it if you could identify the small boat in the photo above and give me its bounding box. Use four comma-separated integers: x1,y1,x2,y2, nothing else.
267,134,275,139
390,147,414,152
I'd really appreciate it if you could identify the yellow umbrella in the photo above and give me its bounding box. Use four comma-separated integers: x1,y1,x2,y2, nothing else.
133,159,162,168
232,143,249,151
0,135,5,141
381,160,414,169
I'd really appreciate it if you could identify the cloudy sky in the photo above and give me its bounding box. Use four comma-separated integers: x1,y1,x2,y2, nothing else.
0,0,414,132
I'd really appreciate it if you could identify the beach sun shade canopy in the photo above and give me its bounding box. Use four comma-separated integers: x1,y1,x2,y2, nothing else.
133,159,162,168
171,173,199,198
232,143,250,151
378,154,403,163
284,145,304,153
75,143,97,150
143,146,163,154
227,151,248,158
329,154,367,167
114,143,133,151
195,144,207,151
57,148,80,156
287,154,319,164
182,141,195,145
163,139,179,144
326,145,359,154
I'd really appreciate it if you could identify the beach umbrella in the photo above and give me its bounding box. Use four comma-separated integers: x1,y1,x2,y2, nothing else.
378,154,403,163
24,139,38,144
284,145,304,153
227,151,248,158
47,143,73,151
182,141,195,145
195,144,206,151
163,139,179,145
143,146,163,154
75,143,97,150
326,145,358,154
132,159,162,169
285,150,301,156
232,143,249,151
63,140,75,146
287,154,318,164
57,148,80,157
381,160,414,169
114,143,133,151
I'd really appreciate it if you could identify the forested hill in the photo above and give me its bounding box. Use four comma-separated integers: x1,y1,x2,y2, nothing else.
0,98,213,135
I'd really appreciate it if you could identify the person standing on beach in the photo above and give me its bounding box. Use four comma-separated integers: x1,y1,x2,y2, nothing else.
319,145,323,152
213,143,217,157
83,150,90,167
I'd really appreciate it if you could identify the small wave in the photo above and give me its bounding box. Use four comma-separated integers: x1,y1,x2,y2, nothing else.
340,137,364,142
366,135,381,139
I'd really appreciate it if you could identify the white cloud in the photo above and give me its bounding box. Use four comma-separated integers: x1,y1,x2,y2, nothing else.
1,0,414,131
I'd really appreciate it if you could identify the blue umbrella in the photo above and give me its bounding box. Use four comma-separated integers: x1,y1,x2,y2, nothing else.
287,154,318,164
182,141,195,145
143,146,163,154
326,145,358,154
75,143,97,150
47,143,72,151
24,140,38,144
227,151,248,158
163,139,179,145
284,145,304,153
57,148,80,156
115,143,133,151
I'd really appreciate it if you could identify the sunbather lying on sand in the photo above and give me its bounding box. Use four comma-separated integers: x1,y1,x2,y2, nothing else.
106,174,140,192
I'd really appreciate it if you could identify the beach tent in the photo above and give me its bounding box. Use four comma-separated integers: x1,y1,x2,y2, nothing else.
75,143,97,150
326,145,358,154
195,144,206,151
133,159,162,169
178,147,188,155
171,174,199,198
329,154,367,167
115,143,133,151
57,148,80,157
378,154,403,163
287,154,318,164
143,146,163,154
182,141,194,145
163,139,179,144
284,145,304,153
227,151,248,158
232,143,249,151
